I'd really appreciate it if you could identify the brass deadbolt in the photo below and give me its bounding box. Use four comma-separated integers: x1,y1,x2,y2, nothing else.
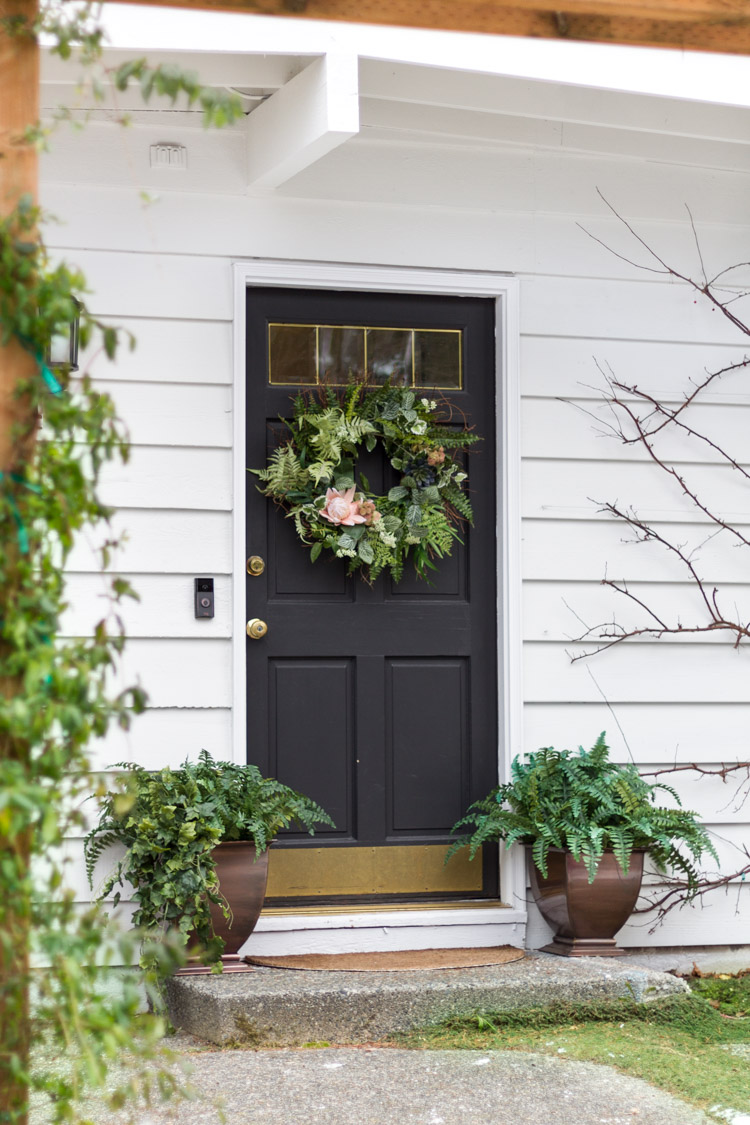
246,618,268,640
247,556,265,576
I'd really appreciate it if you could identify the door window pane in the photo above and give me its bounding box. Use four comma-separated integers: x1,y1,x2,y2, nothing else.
366,328,412,386
269,325,316,385
319,327,365,384
414,330,462,389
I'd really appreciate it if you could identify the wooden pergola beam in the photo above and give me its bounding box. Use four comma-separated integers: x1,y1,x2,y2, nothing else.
0,0,39,469
111,0,750,55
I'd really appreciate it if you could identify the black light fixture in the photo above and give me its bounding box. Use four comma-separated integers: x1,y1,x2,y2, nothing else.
47,297,81,372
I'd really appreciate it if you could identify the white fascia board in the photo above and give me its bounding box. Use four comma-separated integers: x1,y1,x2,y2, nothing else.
94,5,750,110
246,53,359,191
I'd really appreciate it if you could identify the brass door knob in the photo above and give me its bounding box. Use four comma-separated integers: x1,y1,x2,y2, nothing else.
246,618,268,640
247,556,265,576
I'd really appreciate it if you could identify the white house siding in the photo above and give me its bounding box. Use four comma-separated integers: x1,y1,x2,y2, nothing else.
43,56,750,948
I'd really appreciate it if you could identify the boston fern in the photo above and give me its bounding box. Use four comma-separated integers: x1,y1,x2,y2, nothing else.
449,733,718,889
84,751,334,967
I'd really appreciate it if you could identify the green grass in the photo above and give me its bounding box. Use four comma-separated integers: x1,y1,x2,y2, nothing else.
392,994,750,1120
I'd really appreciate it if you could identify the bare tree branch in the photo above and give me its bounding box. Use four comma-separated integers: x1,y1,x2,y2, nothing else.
634,856,750,932
569,199,750,928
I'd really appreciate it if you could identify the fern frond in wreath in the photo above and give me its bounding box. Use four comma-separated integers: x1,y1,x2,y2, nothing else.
249,382,480,583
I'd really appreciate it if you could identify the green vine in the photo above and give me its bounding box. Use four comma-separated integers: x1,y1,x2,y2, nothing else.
13,2,244,150
0,193,190,1124
252,382,480,582
0,5,246,1122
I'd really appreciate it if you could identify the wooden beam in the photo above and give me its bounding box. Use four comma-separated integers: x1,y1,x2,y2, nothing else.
246,53,359,190
0,0,39,469
110,0,750,55
0,9,38,1123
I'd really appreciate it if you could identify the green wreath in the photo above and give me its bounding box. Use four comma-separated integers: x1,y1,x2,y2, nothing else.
251,382,480,583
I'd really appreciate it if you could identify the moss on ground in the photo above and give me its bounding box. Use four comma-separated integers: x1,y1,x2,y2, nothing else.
392,992,750,1119
686,969,750,1018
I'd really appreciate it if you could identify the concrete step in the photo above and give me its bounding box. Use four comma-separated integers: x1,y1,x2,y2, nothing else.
165,951,689,1047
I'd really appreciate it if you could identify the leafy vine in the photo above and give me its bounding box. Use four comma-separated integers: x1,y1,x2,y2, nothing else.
0,5,245,1122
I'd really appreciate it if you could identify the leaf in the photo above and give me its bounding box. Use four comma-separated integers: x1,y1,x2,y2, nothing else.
310,542,322,563
388,486,408,502
358,539,374,564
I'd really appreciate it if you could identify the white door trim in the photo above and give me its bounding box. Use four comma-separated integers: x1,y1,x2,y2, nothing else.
231,259,525,938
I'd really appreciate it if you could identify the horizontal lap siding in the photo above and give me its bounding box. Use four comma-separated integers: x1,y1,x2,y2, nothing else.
53,247,237,817
520,265,750,945
89,708,233,771
45,122,750,944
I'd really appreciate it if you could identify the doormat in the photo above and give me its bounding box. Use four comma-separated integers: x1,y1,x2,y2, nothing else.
245,946,526,972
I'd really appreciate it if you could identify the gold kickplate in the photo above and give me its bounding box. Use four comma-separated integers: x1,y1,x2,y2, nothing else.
265,844,484,899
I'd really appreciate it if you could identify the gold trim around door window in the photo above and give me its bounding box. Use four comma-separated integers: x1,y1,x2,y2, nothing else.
265,844,483,899
268,323,463,390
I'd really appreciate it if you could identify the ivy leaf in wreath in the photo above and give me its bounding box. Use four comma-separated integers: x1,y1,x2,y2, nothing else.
249,381,481,584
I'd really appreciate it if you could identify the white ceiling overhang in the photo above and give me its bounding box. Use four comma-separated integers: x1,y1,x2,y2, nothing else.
39,18,750,193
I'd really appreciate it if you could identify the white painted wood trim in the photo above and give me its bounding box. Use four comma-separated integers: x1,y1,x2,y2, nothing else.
243,908,527,956
246,54,360,191
231,263,248,764
254,906,527,932
496,277,527,913
232,259,515,297
231,259,525,933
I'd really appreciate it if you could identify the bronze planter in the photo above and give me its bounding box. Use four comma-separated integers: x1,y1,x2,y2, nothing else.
209,840,269,955
180,841,269,974
528,847,644,957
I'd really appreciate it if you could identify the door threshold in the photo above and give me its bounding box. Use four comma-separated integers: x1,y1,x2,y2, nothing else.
245,900,527,955
261,899,510,917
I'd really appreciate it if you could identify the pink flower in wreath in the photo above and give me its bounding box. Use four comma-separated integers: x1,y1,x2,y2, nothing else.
319,487,366,526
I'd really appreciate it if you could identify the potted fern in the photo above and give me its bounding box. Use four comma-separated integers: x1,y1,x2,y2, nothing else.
448,733,718,957
84,751,334,972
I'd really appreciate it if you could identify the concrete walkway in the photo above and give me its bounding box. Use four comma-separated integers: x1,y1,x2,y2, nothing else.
33,955,734,1124
131,1045,714,1125
148,953,718,1123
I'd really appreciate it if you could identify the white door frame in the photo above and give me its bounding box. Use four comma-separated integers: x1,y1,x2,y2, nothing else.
231,259,526,925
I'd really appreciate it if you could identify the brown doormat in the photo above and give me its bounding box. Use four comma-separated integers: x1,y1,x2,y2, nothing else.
245,945,525,972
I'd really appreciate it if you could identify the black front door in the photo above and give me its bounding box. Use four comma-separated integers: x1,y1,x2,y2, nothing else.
245,286,499,905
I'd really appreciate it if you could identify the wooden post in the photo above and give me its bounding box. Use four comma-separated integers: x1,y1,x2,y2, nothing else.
0,0,39,468
0,3,38,1124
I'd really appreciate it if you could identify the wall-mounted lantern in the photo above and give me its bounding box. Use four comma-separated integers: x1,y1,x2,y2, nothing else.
46,298,81,372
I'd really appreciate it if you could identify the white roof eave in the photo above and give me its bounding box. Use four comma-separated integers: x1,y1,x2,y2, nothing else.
72,3,750,111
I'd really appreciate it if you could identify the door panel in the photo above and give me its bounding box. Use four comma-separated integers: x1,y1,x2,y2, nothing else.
246,286,499,904
270,658,355,840
388,658,469,833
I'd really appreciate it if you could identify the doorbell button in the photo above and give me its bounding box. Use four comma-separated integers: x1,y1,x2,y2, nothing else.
194,577,214,619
